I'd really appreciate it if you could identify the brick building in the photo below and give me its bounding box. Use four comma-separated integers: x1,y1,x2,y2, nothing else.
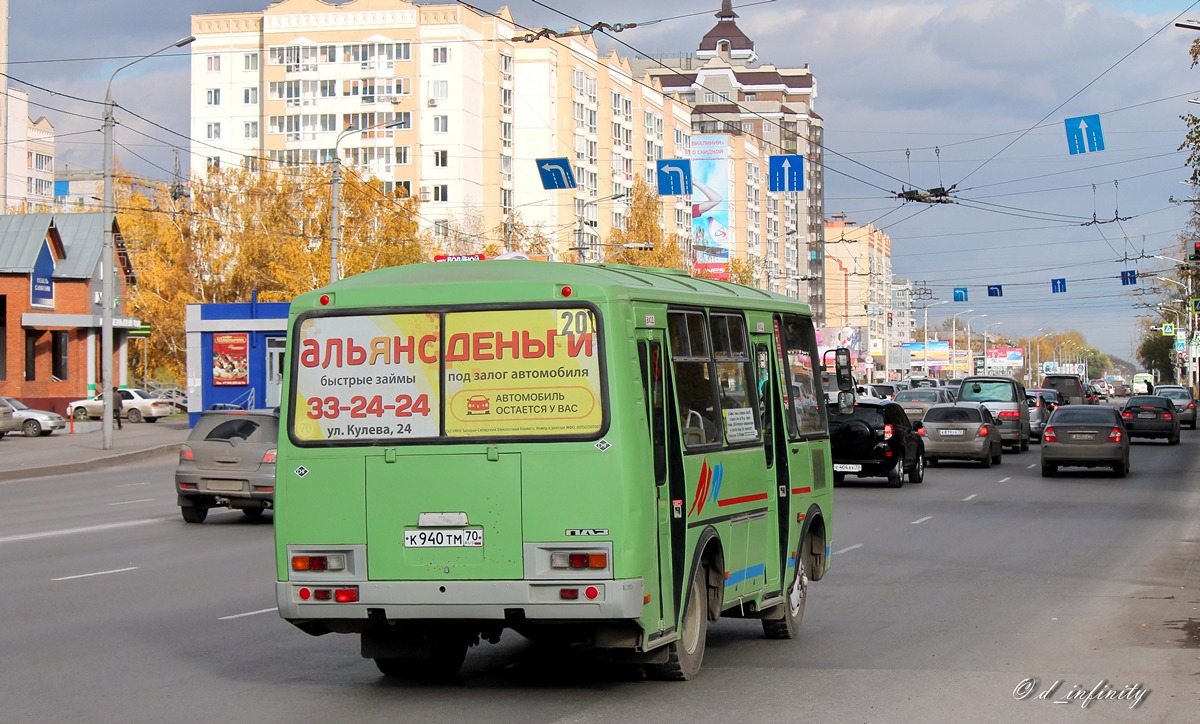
0,213,138,414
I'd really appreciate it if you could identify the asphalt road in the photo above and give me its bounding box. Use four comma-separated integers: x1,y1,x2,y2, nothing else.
1,434,1197,723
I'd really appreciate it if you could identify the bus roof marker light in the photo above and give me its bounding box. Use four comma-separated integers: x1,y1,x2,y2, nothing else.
560,285,572,297
319,294,331,306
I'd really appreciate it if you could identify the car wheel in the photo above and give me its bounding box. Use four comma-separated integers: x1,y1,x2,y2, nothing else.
1191,420,1197,430
1020,437,1029,452
887,461,904,488
1169,434,1180,445
72,407,89,421
1113,461,1127,478
22,420,42,437
992,445,1003,465
40,430,53,437
646,564,709,680
981,450,992,469
908,453,924,484
1041,463,1055,478
127,408,143,423
181,504,208,524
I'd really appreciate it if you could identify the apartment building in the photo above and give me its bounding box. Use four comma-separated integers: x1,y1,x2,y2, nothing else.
190,0,694,258
637,0,825,318
824,214,893,369
3,88,56,210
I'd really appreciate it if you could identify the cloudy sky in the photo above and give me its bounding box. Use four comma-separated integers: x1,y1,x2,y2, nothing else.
8,0,1200,363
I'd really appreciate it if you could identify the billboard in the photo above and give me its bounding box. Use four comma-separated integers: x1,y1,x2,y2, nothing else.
901,341,950,368
690,135,733,279
212,333,249,386
817,326,869,370
985,347,1025,369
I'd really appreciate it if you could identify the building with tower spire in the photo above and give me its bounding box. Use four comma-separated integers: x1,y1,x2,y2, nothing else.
636,0,826,321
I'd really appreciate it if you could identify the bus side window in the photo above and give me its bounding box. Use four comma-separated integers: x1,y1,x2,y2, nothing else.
756,343,773,465
778,313,827,438
710,312,760,444
668,310,720,448
638,341,667,485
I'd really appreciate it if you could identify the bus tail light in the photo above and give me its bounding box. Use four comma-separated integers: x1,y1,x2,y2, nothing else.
292,554,347,572
1043,426,1057,443
302,587,358,603
335,588,358,603
560,588,579,600
551,552,607,569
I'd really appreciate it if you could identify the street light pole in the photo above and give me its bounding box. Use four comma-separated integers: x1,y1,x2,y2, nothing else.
983,321,1003,374
950,308,973,378
329,119,405,284
101,34,194,451
965,314,987,376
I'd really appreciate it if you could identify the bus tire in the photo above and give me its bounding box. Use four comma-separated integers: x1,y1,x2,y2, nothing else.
762,545,806,639
374,641,467,679
646,565,708,681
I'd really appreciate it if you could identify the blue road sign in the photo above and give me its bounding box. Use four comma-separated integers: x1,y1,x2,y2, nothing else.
1163,323,1176,337
1176,340,1187,352
1064,114,1104,155
656,159,693,196
1120,270,1137,286
1192,298,1200,314
953,287,968,302
987,285,1003,297
536,158,576,190
768,154,805,192
1051,278,1068,293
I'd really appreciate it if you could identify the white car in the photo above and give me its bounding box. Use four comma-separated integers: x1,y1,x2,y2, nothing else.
0,397,66,437
0,400,15,437
67,388,176,423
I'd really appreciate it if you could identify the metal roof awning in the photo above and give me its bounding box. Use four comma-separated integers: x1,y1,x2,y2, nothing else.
21,312,141,330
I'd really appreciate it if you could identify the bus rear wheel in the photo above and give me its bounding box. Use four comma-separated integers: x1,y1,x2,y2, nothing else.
646,565,708,681
762,548,806,639
374,641,467,680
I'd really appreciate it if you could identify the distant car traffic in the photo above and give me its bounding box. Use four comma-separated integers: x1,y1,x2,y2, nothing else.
956,376,1031,452
829,400,925,488
0,397,66,437
919,402,1003,468
175,409,279,523
893,387,955,423
1041,405,1129,477
67,388,176,423
1119,395,1180,444
1150,386,1196,430
1041,374,1086,406
1025,388,1063,442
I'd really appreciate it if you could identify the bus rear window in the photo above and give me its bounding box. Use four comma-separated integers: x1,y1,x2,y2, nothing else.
290,307,604,443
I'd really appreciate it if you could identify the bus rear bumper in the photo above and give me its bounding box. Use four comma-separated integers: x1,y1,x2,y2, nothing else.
276,578,645,622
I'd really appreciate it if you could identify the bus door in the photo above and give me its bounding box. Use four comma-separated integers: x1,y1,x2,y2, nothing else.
638,333,682,634
749,328,784,594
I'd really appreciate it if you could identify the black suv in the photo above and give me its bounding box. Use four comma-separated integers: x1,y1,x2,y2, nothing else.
829,400,925,487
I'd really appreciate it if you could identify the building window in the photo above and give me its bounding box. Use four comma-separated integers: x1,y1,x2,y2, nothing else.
52,331,68,381
432,47,449,64
433,115,449,133
243,87,258,104
433,150,448,167
395,180,412,196
244,53,258,71
206,88,221,106
24,330,39,381
206,123,221,140
396,146,411,165
703,92,717,103
319,80,337,98
434,220,448,238
245,121,258,139
428,80,449,99
206,55,221,72
433,185,449,202
207,156,221,170
394,42,412,61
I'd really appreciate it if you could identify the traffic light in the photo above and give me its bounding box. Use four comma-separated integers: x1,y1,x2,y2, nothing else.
1190,241,1200,262
887,313,894,327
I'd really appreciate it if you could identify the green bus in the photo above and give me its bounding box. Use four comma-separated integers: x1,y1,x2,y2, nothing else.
275,260,846,680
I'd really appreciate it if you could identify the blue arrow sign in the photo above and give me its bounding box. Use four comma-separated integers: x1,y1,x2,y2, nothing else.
1120,270,1137,286
1051,278,1067,293
1064,114,1104,155
987,285,1003,297
656,159,693,197
536,158,576,190
953,287,968,302
768,154,804,192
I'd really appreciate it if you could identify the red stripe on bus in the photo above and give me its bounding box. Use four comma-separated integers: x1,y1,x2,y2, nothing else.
791,487,812,495
717,493,769,507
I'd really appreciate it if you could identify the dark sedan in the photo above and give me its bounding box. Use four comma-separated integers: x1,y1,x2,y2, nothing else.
829,400,924,488
1041,406,1130,477
1119,395,1180,444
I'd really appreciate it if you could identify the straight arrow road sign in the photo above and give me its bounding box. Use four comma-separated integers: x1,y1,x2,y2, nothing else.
1064,114,1104,155
768,154,804,192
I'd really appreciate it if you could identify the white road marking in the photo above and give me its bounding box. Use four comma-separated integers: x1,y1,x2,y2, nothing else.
1026,463,1037,469
962,494,978,501
53,566,138,581
833,544,862,555
219,607,278,621
109,499,154,506
115,482,150,488
911,516,932,525
0,519,160,545
998,477,1011,483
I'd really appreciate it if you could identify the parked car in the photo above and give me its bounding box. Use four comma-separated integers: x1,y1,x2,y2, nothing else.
1149,385,1196,430
67,388,176,423
175,409,279,523
1119,395,1180,444
893,387,955,423
829,400,925,488
1040,374,1086,406
1041,405,1130,477
919,402,1003,468
0,397,66,437
0,400,15,437
1025,388,1063,442
955,375,1030,452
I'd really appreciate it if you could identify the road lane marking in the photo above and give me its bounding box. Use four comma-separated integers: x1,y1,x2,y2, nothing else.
116,482,151,488
219,607,278,621
911,516,932,525
53,567,138,581
1026,463,1037,469
109,499,154,506
998,477,1011,483
0,518,160,545
962,494,978,501
833,544,862,555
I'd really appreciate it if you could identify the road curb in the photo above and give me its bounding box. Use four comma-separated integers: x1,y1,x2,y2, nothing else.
0,443,182,483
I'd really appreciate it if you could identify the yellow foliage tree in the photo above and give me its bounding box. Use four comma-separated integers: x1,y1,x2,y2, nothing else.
601,178,687,269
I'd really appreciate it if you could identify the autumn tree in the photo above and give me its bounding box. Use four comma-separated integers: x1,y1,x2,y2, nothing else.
600,177,687,269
